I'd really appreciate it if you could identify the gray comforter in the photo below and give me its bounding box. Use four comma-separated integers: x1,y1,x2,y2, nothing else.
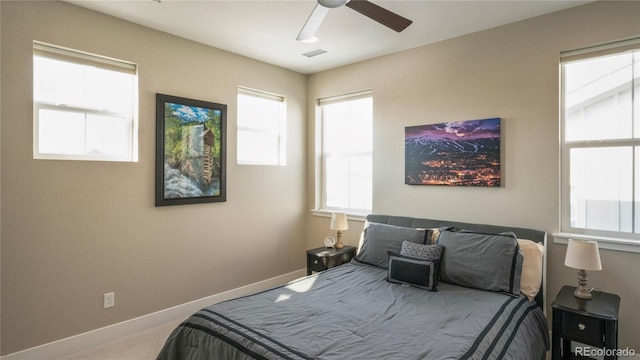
157,261,549,360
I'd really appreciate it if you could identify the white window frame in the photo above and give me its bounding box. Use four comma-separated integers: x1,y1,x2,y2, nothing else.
554,37,640,253
33,42,138,162
236,87,286,166
314,90,373,219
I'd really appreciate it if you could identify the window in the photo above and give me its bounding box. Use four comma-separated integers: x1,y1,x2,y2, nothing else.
318,91,373,215
560,38,640,243
33,42,138,161
237,87,286,166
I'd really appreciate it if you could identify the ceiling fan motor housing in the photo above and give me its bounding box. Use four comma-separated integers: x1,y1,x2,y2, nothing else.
298,0,411,41
318,0,349,9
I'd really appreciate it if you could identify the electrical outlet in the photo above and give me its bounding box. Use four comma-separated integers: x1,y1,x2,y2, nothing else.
104,292,115,309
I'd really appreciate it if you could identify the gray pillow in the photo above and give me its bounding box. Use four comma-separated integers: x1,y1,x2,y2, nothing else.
387,252,439,291
355,223,427,268
400,241,443,261
437,230,523,295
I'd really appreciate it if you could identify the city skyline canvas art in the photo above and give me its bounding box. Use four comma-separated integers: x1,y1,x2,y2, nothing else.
405,118,501,187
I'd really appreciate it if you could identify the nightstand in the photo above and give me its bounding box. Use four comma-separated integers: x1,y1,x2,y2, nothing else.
552,285,620,360
306,246,356,275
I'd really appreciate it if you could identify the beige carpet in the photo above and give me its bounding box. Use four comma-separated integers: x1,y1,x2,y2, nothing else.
55,320,181,360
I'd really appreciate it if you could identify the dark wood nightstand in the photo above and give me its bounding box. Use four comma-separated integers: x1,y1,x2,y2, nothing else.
552,285,620,360
306,246,356,275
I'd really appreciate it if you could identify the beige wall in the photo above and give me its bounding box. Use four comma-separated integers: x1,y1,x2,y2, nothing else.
307,0,640,351
0,1,3,354
2,0,639,356
0,1,307,354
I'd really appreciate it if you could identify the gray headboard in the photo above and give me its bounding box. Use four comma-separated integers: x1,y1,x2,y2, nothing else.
365,214,547,308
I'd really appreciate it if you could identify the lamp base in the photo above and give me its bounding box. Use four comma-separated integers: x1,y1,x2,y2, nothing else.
335,230,344,249
574,269,592,300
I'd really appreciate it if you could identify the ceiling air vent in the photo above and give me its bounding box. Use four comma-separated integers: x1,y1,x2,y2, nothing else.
302,49,327,58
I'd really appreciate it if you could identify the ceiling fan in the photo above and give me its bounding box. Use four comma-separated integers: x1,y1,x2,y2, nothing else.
297,0,413,41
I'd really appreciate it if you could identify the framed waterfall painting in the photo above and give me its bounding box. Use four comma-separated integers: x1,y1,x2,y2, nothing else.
155,94,227,206
405,118,501,187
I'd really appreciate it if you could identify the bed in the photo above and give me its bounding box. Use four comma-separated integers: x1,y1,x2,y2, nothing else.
157,214,550,360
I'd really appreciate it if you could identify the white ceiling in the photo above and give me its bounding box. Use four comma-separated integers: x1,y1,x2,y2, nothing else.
66,0,592,74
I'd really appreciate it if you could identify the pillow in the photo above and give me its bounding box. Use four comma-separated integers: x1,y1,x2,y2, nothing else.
430,228,441,244
355,223,427,268
400,241,443,261
420,228,440,245
387,252,439,291
518,239,544,301
437,230,523,295
427,226,457,244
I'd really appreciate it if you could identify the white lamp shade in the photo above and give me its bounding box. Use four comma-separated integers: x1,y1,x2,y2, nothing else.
564,239,602,271
330,212,348,231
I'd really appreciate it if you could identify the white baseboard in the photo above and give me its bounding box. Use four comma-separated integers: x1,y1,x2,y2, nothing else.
1,269,307,360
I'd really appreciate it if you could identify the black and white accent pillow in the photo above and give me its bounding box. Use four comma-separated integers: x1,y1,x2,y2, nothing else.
387,252,439,291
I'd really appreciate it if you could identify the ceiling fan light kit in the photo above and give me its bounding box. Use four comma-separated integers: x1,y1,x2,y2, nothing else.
297,0,413,42
302,36,320,44
318,0,350,8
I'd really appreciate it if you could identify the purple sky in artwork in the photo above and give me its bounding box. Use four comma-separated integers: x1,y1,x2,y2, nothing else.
405,118,500,140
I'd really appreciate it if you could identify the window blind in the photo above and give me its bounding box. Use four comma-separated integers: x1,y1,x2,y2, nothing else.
33,41,137,75
561,36,640,64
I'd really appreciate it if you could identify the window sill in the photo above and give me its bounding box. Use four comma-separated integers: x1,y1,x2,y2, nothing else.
552,232,640,253
311,209,367,222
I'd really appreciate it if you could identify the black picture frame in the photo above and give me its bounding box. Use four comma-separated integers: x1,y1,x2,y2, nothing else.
155,93,226,206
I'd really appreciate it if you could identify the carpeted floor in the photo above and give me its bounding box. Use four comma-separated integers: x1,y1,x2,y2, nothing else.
55,320,181,360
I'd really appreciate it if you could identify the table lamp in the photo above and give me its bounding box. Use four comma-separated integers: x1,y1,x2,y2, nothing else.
564,239,602,299
330,212,348,249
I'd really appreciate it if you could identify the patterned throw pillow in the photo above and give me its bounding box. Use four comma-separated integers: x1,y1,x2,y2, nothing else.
400,241,443,261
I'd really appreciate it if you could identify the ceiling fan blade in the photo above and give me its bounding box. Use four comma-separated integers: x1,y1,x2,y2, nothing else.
297,3,330,41
345,0,412,33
